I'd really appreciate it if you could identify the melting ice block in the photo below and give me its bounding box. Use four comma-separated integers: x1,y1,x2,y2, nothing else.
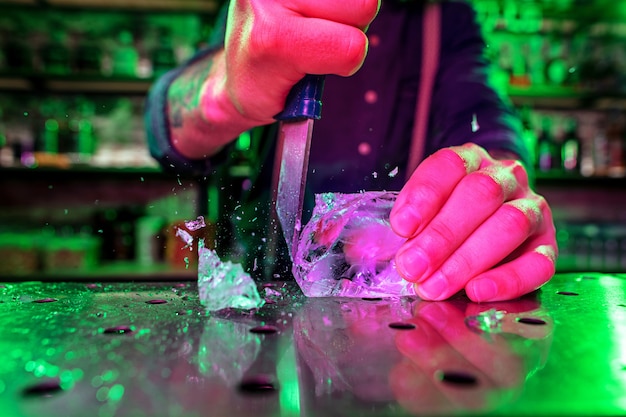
198,239,265,311
293,191,417,298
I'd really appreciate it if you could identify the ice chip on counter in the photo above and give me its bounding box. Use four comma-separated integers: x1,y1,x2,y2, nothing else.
293,191,417,298
185,215,206,231
197,239,265,312
465,308,505,334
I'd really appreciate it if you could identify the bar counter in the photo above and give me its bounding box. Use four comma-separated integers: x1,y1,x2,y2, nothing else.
1,272,625,417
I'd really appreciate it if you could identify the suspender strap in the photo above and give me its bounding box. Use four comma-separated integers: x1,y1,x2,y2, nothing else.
406,1,441,181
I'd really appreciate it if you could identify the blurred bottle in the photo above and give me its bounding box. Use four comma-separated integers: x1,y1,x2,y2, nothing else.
76,100,97,164
561,117,581,174
0,106,11,166
536,115,560,172
3,30,33,73
74,31,103,75
39,101,59,154
151,27,177,78
112,30,138,77
519,106,537,167
592,118,609,176
606,110,626,177
39,29,71,75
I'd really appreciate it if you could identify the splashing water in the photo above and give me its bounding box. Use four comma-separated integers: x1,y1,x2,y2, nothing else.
388,167,399,178
471,113,480,132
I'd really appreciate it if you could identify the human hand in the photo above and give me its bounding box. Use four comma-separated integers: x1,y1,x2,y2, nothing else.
390,143,557,302
210,0,379,126
391,300,553,415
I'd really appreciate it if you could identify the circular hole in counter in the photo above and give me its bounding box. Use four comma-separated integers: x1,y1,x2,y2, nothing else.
103,326,134,335
249,325,279,334
34,298,58,303
146,299,168,304
516,317,547,325
556,291,579,296
388,322,416,330
238,375,277,394
436,370,478,387
22,379,63,397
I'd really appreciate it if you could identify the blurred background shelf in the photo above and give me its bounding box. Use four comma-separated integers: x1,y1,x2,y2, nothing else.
0,0,220,13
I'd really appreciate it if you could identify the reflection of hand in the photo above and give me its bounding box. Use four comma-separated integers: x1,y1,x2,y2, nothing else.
390,300,553,415
390,143,558,302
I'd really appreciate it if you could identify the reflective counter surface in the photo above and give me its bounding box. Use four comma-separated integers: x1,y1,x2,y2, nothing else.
1,273,625,417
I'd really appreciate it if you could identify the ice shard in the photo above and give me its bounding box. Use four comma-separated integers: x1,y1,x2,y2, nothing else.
292,191,417,297
197,239,265,311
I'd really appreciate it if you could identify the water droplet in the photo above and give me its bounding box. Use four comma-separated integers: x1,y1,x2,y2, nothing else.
388,322,416,330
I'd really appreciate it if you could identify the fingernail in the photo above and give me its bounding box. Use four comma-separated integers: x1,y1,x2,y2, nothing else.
468,278,498,302
396,248,429,282
392,206,421,237
416,274,447,300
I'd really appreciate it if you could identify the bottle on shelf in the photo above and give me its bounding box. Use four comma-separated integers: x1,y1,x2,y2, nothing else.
606,110,626,177
39,29,71,75
74,31,103,75
535,115,560,172
151,27,177,78
561,117,581,174
112,30,139,77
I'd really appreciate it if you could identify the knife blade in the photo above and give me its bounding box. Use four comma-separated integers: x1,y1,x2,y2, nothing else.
274,74,325,260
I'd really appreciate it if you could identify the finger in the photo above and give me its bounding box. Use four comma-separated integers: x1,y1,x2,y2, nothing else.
268,18,370,77
286,0,380,30
417,303,526,388
464,235,557,303
414,197,544,300
395,161,524,284
389,360,457,416
394,311,501,411
390,144,486,239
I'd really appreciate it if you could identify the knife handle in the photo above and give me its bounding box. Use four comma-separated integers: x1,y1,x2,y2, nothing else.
275,74,326,121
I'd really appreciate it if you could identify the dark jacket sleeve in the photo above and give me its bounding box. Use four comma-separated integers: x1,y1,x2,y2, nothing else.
427,1,531,169
144,5,229,177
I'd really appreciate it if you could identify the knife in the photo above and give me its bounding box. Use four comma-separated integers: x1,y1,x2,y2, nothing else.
274,74,325,260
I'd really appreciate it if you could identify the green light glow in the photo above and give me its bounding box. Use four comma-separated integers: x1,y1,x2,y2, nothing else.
598,277,626,410
236,131,251,151
107,384,125,402
277,339,301,417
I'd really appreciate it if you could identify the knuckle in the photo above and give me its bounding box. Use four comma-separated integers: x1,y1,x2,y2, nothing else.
338,30,368,75
500,202,535,235
469,172,505,201
427,220,458,250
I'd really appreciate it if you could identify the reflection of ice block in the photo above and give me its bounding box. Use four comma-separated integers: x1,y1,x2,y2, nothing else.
198,239,265,311
293,191,417,298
